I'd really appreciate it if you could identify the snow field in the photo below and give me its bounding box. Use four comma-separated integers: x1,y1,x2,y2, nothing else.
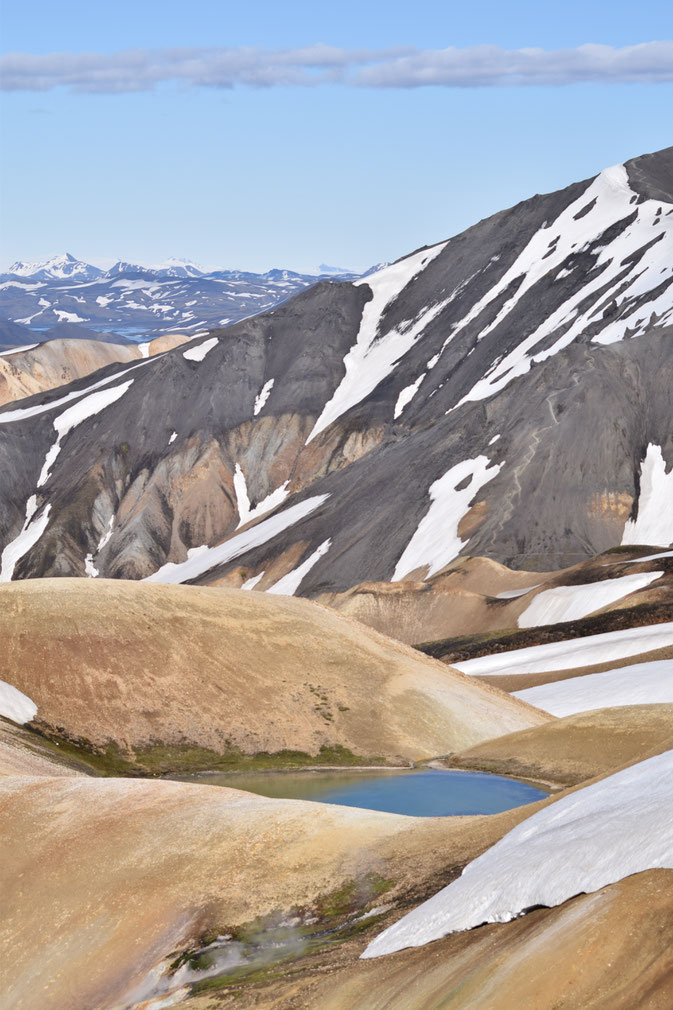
455,622,673,677
363,748,673,957
514,658,673,715
517,570,664,627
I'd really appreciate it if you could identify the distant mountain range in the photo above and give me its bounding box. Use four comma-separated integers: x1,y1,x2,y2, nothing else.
0,255,364,343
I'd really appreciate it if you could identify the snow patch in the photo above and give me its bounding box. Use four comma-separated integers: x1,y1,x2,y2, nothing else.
517,571,663,627
394,373,425,419
183,336,218,362
450,165,673,410
514,659,673,715
84,554,99,578
233,463,290,528
241,571,265,590
54,309,86,324
392,455,501,581
145,495,330,584
267,539,331,596
168,431,178,444
622,444,673,547
97,515,114,552
0,680,38,724
253,378,274,416
138,341,151,358
0,343,39,357
363,749,673,957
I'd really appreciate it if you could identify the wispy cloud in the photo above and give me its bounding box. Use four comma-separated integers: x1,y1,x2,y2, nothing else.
1,43,672,93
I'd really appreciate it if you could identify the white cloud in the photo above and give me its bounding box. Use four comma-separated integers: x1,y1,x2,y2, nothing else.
1,43,672,93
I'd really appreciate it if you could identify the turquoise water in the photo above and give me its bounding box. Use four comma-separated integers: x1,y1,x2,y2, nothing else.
185,768,547,816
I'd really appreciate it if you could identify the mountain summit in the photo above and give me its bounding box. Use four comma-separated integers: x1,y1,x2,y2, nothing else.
8,253,104,282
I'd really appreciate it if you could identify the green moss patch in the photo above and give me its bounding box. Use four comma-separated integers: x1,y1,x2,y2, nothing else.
22,725,387,777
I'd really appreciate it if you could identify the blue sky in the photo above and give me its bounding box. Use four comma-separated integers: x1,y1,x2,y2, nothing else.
1,0,671,272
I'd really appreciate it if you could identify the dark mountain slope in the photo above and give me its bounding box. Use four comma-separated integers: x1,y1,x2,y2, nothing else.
0,147,671,590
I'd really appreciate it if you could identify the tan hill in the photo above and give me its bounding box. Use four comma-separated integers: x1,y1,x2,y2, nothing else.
0,773,538,1010
0,579,548,767
451,704,673,786
319,550,673,647
0,332,189,405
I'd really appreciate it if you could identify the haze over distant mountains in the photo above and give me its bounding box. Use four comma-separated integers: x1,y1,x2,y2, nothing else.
0,253,363,343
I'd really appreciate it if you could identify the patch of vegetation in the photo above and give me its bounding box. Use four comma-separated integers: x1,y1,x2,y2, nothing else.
314,872,392,919
189,874,394,995
23,725,387,777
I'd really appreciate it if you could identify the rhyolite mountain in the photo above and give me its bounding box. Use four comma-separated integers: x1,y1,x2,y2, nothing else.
0,146,671,591
0,256,362,340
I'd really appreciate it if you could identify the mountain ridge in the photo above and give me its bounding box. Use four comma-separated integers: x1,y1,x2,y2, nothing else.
0,146,671,591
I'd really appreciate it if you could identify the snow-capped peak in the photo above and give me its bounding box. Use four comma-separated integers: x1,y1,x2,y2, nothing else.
8,253,104,282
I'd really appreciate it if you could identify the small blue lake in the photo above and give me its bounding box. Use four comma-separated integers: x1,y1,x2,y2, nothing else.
185,768,547,816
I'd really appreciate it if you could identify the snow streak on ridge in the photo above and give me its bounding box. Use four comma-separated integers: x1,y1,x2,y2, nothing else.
145,494,330,584
447,164,673,409
307,242,447,442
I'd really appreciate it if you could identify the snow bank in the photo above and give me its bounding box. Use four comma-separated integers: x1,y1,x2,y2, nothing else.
0,680,38,724
517,571,663,627
514,658,673,715
145,494,329,584
183,336,218,362
455,622,673,677
622,444,673,547
363,748,673,958
267,539,331,595
307,242,447,442
392,455,501,581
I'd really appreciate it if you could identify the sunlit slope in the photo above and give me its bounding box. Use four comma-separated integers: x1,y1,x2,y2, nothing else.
0,579,548,762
